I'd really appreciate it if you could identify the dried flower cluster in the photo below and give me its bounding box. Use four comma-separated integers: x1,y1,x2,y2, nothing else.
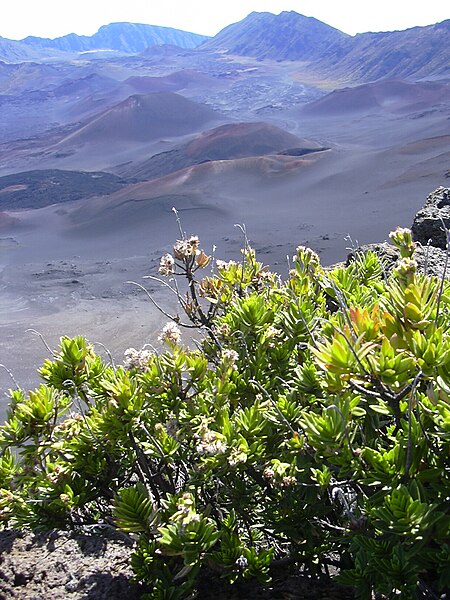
173,236,200,260
159,253,175,276
195,428,228,456
158,235,210,278
215,323,232,338
263,467,296,488
158,322,182,346
199,276,221,299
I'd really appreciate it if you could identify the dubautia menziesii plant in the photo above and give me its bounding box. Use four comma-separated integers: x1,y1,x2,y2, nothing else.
0,214,449,599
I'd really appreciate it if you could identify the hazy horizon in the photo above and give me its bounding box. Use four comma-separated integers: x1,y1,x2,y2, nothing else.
2,0,449,41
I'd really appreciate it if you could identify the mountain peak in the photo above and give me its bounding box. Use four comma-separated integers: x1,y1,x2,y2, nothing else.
201,10,348,60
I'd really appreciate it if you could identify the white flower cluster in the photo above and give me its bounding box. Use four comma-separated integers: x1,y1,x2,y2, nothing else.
196,429,228,456
256,269,274,281
295,245,320,262
123,347,152,371
158,322,182,346
235,555,248,570
228,448,248,467
389,226,414,245
221,348,239,370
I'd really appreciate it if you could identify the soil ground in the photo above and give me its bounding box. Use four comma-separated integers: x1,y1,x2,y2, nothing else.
0,529,356,600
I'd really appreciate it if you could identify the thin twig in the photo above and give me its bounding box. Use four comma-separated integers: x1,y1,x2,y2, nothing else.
0,364,21,390
26,329,57,357
172,207,185,239
143,274,191,312
92,341,116,373
126,281,197,329
234,223,249,294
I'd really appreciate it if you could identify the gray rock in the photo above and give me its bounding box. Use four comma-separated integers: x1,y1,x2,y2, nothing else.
411,187,450,249
414,245,449,279
341,188,450,280
346,242,400,276
344,242,449,280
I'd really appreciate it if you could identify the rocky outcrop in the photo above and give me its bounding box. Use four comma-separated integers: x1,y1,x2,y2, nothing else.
346,187,450,278
411,186,450,249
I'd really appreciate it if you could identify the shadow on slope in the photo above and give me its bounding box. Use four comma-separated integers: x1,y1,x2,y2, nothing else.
301,79,450,116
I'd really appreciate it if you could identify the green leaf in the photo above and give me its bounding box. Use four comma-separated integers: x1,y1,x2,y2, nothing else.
114,484,159,533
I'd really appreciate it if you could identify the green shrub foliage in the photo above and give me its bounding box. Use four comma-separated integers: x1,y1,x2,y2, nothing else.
0,226,449,599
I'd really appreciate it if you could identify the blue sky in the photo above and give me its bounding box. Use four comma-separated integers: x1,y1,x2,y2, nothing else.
2,0,448,40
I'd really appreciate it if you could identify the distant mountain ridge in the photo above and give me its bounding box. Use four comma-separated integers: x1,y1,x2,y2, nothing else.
0,23,208,62
21,22,208,53
316,19,450,81
201,12,450,81
0,36,69,62
0,13,448,83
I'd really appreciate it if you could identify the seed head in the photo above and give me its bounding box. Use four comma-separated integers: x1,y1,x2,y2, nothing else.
159,253,175,276
196,250,211,268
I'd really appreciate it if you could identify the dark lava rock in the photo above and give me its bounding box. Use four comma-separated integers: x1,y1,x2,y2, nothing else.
0,529,144,600
411,186,450,249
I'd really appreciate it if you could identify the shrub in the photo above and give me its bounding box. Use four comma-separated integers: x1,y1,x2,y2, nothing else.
0,224,449,599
